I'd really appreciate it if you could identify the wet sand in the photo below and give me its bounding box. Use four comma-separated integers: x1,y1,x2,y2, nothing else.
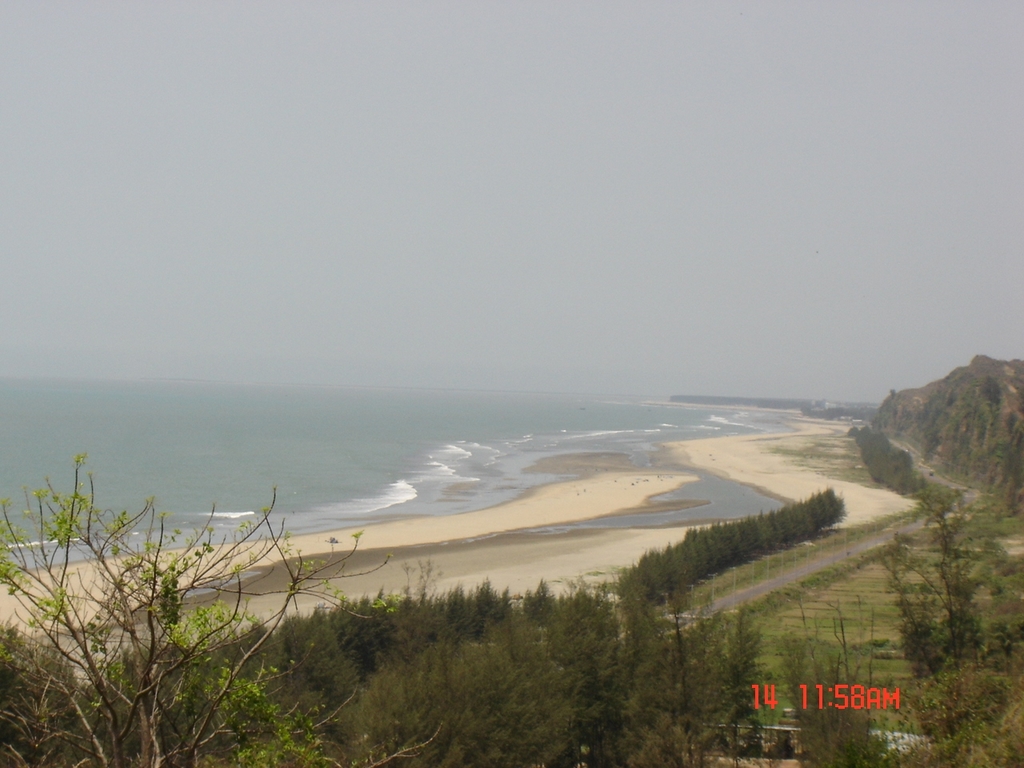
1,416,913,622
665,419,913,526
237,417,913,615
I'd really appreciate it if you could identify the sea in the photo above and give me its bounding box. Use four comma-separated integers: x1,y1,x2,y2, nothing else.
0,379,785,538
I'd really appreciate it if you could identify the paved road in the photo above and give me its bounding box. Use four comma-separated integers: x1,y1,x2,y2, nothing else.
703,518,925,614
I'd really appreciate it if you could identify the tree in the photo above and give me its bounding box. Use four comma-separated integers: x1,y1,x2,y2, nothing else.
548,586,625,768
625,612,724,767
0,456,373,768
350,614,567,768
720,608,762,763
884,485,981,675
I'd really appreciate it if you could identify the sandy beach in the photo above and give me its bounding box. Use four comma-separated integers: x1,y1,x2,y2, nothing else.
260,457,702,611
666,418,914,526
234,416,914,615
1,416,914,621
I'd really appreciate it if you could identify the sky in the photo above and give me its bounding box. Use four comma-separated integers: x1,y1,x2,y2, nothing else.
1,2,1021,402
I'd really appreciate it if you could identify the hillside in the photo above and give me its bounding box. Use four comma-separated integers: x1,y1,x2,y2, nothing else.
874,355,1024,509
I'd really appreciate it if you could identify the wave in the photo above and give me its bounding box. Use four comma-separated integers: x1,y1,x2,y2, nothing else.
431,444,473,460
419,441,482,485
418,461,481,483
9,538,62,550
708,415,751,429
561,429,636,440
424,460,457,477
361,479,418,512
212,510,256,519
451,440,501,467
315,479,418,519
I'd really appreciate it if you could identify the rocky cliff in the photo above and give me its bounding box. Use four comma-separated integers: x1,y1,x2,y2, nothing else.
874,355,1024,509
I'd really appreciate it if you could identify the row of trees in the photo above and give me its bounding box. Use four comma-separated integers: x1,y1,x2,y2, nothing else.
257,579,767,767
620,489,846,603
800,405,878,422
849,426,926,495
875,485,1024,766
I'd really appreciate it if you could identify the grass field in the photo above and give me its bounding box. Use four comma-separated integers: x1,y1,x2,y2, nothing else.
680,430,1024,738
752,558,914,729
688,512,914,610
726,502,1024,735
673,514,918,729
766,433,878,487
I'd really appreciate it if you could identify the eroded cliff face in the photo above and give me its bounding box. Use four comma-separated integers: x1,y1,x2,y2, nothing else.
874,355,1024,509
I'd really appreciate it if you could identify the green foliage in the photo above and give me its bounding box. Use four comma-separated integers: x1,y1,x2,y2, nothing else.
547,586,626,768
224,673,328,768
620,489,846,603
884,486,981,675
0,460,348,768
625,714,698,768
820,736,898,768
720,608,762,756
351,615,569,768
240,572,785,768
522,577,555,625
848,426,926,494
625,610,730,764
22,462,1008,766
875,355,1024,510
914,664,1008,751
780,631,874,767
866,489,1024,765
0,648,87,765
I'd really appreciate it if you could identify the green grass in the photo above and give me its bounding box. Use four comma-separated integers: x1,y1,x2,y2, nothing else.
754,560,914,725
688,511,916,612
682,514,920,731
703,492,1024,734
767,434,879,487
682,431,1024,736
680,420,1024,742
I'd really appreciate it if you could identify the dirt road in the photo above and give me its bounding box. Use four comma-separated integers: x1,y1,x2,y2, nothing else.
705,518,925,614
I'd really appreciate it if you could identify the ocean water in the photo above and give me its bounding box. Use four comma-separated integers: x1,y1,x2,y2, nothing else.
0,380,784,537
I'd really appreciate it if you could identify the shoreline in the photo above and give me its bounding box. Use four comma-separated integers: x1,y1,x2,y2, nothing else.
1,414,914,622
664,418,914,526
277,461,702,568
238,415,913,614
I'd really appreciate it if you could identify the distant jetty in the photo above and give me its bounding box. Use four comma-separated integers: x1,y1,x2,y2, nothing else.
670,394,877,421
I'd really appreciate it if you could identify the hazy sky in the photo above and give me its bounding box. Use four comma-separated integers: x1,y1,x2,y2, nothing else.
1,3,1021,401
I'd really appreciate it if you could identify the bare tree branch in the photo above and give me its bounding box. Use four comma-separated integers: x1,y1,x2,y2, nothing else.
0,458,379,767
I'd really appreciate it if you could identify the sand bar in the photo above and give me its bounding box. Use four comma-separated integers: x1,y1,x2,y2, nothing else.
245,419,914,611
2,419,915,621
0,460,702,621
286,462,697,554
266,462,702,609
665,418,914,526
